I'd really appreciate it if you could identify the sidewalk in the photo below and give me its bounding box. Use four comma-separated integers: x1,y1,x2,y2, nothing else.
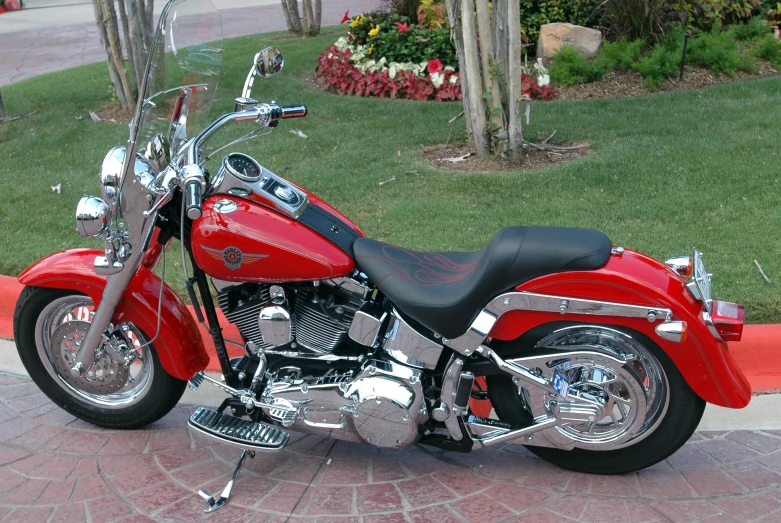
0,0,379,85
0,369,778,522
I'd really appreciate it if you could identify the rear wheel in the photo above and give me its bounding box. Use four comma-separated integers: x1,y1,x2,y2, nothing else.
487,324,705,474
14,286,187,429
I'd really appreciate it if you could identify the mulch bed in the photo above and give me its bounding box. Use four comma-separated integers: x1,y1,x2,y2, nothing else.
555,60,779,101
422,142,591,173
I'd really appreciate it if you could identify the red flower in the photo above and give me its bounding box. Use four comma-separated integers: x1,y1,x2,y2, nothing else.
340,10,350,24
427,58,443,74
395,21,411,32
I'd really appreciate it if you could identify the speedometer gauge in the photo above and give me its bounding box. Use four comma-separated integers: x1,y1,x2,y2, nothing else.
224,153,262,182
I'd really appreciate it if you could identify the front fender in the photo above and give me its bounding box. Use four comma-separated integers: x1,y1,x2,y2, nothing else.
18,249,209,380
490,249,751,408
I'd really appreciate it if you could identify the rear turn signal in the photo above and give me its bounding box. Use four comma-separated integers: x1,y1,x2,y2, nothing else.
708,300,745,342
655,321,688,343
665,256,693,278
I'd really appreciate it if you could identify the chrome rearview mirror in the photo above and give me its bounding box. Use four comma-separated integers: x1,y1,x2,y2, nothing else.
241,46,284,100
254,46,284,78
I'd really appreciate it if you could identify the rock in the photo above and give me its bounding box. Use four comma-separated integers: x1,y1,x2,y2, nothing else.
537,23,603,62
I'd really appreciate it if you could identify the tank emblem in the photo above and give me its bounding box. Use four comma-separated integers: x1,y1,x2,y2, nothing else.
203,246,268,270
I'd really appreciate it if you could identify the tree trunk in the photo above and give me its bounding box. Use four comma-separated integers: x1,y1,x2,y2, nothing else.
101,0,134,108
475,0,504,135
137,0,153,55
93,0,132,109
460,0,490,155
314,0,322,33
446,0,476,153
302,0,315,35
128,0,148,86
281,0,303,34
491,0,510,117
506,0,524,162
117,0,137,88
0,90,5,119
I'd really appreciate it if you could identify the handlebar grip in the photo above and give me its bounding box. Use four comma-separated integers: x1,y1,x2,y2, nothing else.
280,105,307,119
185,180,203,220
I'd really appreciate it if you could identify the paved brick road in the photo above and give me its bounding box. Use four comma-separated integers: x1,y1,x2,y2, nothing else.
0,372,779,522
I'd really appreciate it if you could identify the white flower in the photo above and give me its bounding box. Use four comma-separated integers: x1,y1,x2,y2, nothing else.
444,66,455,73
389,64,397,79
334,36,349,52
431,72,445,89
538,74,550,87
449,75,458,85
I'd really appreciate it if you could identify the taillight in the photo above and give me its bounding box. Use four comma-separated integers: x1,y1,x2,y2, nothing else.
708,300,745,342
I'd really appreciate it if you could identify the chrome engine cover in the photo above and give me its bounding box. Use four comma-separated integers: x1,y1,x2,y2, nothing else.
261,360,427,448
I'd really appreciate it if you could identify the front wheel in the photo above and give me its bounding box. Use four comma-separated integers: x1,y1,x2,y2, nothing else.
14,286,187,429
487,324,705,474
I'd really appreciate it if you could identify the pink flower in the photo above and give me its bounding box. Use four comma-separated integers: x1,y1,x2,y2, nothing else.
395,21,411,32
340,10,350,24
427,58,443,74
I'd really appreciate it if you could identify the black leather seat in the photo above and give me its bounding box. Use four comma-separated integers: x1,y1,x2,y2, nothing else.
353,226,612,339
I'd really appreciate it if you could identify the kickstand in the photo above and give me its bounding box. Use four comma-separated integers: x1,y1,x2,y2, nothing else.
198,449,255,512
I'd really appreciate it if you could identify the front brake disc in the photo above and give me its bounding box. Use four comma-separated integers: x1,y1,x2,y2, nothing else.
49,321,129,395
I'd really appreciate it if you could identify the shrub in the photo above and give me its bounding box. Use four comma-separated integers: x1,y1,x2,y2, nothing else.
595,38,645,70
751,33,781,67
667,0,764,35
632,31,683,88
731,16,772,41
595,0,668,42
550,45,605,85
688,27,759,76
520,0,601,47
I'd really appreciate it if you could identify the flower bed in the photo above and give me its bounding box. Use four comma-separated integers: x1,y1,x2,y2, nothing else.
315,11,556,102
315,13,462,101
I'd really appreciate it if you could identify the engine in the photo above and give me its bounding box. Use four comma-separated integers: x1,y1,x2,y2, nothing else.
214,277,369,355
214,276,441,448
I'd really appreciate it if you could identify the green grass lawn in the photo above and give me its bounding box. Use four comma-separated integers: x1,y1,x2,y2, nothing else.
1,30,779,322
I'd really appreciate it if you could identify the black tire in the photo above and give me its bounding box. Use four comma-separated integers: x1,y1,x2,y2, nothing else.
487,323,706,474
14,286,187,429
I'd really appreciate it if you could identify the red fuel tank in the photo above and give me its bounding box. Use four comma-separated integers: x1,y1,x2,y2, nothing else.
192,195,357,282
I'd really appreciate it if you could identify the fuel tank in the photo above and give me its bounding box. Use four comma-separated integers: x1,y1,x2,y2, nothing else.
192,195,358,282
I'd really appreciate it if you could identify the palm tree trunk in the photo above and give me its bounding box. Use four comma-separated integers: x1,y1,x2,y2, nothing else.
507,0,524,162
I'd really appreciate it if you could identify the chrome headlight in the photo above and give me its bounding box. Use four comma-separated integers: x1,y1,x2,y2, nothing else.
75,196,111,238
100,146,126,187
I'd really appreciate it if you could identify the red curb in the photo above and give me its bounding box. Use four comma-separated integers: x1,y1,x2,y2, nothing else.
0,275,778,391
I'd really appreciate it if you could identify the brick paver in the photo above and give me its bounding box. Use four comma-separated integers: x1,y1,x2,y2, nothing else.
0,372,778,522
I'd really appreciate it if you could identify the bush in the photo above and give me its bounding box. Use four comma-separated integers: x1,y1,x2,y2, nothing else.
632,31,684,88
550,45,605,85
596,0,668,42
688,27,759,76
731,16,773,41
595,38,644,70
520,0,601,47
667,0,764,35
752,33,781,67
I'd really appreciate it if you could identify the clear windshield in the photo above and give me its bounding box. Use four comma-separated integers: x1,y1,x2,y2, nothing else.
130,0,223,164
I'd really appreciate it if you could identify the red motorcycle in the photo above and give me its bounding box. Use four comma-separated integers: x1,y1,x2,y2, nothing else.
13,0,749,512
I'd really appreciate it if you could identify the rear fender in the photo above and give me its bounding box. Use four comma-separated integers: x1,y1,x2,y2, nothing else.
490,249,751,408
18,249,209,380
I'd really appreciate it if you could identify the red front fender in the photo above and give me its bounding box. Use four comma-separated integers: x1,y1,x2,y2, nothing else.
490,249,751,409
18,249,209,380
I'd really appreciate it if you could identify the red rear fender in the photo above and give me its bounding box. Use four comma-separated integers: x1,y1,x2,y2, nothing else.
490,249,751,408
18,249,208,380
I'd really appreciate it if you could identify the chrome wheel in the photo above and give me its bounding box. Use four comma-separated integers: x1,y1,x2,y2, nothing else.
533,326,669,450
34,295,154,409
